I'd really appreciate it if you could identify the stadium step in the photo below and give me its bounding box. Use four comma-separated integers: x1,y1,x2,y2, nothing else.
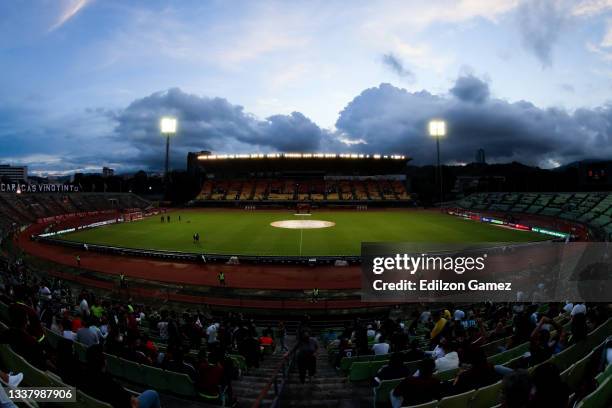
279,342,374,407
232,336,298,406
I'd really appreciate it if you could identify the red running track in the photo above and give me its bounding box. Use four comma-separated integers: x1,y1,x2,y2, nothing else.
18,222,362,291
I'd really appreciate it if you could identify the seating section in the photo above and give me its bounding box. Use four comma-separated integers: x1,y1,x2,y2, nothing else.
195,178,412,202
456,192,612,239
0,192,150,233
371,318,612,407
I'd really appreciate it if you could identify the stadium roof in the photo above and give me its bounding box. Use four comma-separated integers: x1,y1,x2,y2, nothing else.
197,153,407,160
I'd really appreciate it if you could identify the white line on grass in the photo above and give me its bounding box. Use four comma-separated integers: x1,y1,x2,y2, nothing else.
299,228,303,256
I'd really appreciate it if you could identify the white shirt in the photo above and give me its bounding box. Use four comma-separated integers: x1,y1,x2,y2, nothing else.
79,299,90,316
62,330,76,341
420,311,432,324
435,351,459,372
372,342,390,355
431,345,446,359
157,321,169,340
453,310,465,321
571,304,587,316
39,287,51,300
207,323,219,343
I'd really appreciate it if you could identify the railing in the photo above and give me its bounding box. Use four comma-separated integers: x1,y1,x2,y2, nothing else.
251,345,298,408
35,235,362,265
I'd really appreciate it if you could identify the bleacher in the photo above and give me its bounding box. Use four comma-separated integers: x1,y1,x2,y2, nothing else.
456,192,612,239
328,315,612,408
194,178,412,202
0,192,150,233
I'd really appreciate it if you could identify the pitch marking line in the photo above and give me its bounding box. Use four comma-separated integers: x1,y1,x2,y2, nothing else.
299,228,303,256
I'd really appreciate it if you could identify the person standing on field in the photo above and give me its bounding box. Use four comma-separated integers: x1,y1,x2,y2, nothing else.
76,255,81,267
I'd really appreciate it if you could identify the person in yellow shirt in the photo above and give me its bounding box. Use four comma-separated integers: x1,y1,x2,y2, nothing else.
430,310,449,342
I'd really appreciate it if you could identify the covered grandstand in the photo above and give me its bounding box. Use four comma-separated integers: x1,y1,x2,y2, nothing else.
188,152,413,206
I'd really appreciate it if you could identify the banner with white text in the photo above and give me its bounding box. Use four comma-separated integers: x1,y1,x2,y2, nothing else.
361,242,612,302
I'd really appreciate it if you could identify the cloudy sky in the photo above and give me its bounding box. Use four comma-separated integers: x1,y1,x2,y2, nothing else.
1,0,612,175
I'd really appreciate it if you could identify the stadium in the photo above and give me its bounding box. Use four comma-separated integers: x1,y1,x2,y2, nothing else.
0,149,611,408
2,2,612,408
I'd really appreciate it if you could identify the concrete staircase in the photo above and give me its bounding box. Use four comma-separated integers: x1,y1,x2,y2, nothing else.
232,336,297,407
230,337,373,407
280,343,373,407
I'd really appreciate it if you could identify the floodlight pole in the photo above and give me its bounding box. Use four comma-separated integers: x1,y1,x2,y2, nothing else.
436,136,442,210
164,133,170,183
429,120,445,210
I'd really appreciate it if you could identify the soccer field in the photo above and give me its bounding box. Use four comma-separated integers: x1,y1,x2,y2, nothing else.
58,210,546,256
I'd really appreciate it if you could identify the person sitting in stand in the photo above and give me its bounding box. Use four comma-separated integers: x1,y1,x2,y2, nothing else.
372,353,411,387
80,344,161,408
391,358,441,408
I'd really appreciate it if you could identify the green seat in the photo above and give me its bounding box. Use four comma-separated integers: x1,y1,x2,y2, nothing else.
552,342,589,372
104,353,124,378
438,389,475,408
488,342,529,366
44,328,63,350
470,381,502,408
341,355,369,373
164,370,198,397
576,376,611,408
595,363,612,385
369,360,389,378
373,354,389,361
404,359,420,374
349,361,372,382
405,401,437,408
481,338,506,356
435,367,460,382
0,345,53,387
74,341,88,363
75,390,113,408
142,365,169,392
374,378,403,404
228,354,247,371
120,358,143,382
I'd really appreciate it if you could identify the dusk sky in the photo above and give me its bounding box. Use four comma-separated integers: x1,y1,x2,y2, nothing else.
2,0,612,175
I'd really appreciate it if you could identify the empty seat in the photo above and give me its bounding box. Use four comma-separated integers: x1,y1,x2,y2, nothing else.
438,389,475,408
470,380,502,408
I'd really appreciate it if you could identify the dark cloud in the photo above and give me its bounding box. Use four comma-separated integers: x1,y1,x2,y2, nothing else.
112,88,334,170
381,53,415,80
334,78,612,167
3,78,612,174
449,75,490,103
516,0,567,67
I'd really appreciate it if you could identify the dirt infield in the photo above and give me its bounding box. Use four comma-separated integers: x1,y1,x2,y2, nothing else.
270,219,335,229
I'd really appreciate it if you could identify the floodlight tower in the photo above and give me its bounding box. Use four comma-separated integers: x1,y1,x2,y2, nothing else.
160,117,177,183
428,120,446,208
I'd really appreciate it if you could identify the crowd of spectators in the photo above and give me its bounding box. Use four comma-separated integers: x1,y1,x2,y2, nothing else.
0,254,296,407
326,302,610,407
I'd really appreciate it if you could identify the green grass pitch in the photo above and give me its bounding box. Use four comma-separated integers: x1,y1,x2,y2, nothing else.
58,210,546,256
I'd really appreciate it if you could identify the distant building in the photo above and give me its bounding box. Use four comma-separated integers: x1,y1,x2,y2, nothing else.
0,164,28,182
102,167,115,178
475,149,486,164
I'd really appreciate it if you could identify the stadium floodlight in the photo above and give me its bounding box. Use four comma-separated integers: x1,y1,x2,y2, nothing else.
160,117,177,134
160,117,177,186
428,119,446,209
428,120,446,137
